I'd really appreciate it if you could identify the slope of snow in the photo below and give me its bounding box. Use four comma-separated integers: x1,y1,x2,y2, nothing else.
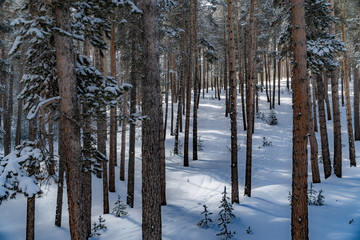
0,80,359,240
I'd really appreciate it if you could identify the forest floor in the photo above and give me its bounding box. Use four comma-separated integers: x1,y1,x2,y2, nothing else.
0,81,360,240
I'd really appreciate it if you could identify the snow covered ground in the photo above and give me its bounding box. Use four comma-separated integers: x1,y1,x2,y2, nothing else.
0,81,360,240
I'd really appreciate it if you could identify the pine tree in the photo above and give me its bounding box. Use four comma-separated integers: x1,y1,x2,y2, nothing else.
112,195,128,217
217,187,235,239
197,205,213,229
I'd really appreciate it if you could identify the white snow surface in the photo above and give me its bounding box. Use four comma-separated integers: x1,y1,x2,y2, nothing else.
0,80,360,240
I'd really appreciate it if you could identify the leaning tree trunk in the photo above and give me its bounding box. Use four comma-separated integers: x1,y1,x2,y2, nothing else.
54,2,87,239
291,0,309,239
141,0,162,238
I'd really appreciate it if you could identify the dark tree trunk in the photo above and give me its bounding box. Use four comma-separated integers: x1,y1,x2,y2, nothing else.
141,0,162,238
55,124,65,228
192,0,199,161
244,0,256,198
311,77,318,132
307,81,320,184
184,0,193,167
127,32,137,208
315,73,331,179
109,16,117,193
235,0,246,131
323,74,331,121
227,0,239,204
354,66,360,140
340,22,356,167
120,91,128,181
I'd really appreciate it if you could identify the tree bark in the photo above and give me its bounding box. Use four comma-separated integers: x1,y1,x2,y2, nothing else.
244,0,256,197
193,0,199,160
184,0,193,167
227,0,239,204
109,15,117,193
54,2,87,239
291,0,309,239
142,0,162,238
127,29,137,207
307,81,320,184
315,73,331,179
354,66,360,140
235,0,246,131
340,21,356,167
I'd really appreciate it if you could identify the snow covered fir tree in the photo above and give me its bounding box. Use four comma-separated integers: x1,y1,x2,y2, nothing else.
0,0,359,239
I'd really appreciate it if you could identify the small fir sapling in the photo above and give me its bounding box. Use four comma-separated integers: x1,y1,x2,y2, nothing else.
266,109,278,125
262,137,272,146
308,183,325,206
112,195,128,217
246,226,253,234
197,204,213,229
90,215,107,237
197,136,204,152
217,187,235,239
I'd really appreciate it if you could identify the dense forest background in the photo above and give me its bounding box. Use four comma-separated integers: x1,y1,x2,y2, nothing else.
0,0,359,239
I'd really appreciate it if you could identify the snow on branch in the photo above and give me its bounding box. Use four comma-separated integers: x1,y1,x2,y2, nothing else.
26,96,60,120
0,142,45,204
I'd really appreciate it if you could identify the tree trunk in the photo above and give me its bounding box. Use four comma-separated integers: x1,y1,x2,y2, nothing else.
354,66,360,140
244,0,256,198
54,3,87,239
26,196,35,240
323,74,331,121
3,62,12,156
184,0,194,167
141,0,162,238
127,31,137,208
109,16,117,193
329,0,342,175
26,120,36,240
235,0,246,131
340,22,356,167
307,81,320,184
55,128,65,228
192,0,199,161
312,77,318,132
227,0,239,204
315,73,331,179
120,90,128,181
291,0,309,239
98,48,109,214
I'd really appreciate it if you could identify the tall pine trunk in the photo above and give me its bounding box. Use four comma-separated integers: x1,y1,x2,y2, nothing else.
227,0,239,204
109,16,117,193
54,3,87,239
291,0,309,239
244,0,255,197
315,73,331,178
141,0,162,238
340,20,356,167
